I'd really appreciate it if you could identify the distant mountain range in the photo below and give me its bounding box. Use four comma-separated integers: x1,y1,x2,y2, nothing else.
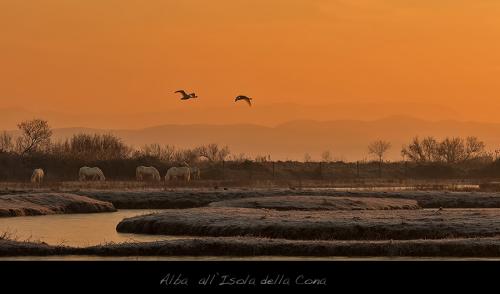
2,104,500,161
43,116,500,161
0,102,462,130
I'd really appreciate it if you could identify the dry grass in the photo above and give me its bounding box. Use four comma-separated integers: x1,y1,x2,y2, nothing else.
0,178,481,191
0,193,116,217
4,236,500,257
116,207,500,240
67,189,500,209
77,237,500,257
209,196,420,211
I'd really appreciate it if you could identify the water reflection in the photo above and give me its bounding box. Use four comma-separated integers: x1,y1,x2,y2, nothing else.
0,209,179,247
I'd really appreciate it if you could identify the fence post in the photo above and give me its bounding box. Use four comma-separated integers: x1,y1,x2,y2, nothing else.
356,161,360,178
272,162,275,179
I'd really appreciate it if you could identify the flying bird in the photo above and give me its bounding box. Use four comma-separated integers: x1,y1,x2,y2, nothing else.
235,95,252,106
175,90,198,100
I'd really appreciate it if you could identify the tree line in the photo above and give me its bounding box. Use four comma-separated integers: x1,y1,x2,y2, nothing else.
0,119,494,166
0,119,231,164
401,136,487,164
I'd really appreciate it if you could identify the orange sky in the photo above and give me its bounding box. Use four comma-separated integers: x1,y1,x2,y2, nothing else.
1,0,500,127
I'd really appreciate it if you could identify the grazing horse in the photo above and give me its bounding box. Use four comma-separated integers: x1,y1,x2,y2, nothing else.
79,166,105,181
165,166,191,182
136,166,161,181
31,168,44,185
189,167,201,180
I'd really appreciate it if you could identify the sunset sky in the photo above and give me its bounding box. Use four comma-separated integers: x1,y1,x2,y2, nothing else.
1,0,500,128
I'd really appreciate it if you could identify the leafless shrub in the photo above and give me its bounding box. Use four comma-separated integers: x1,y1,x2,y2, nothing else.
197,143,230,162
16,119,53,155
402,136,486,164
0,131,13,153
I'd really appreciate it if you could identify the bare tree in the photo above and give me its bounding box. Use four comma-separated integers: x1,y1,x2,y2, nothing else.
368,140,391,163
51,133,130,160
0,131,13,152
403,136,486,164
401,138,423,163
401,136,439,163
231,152,250,163
437,137,464,164
422,137,440,162
16,119,52,155
140,144,176,162
173,148,200,164
437,136,485,164
464,136,485,161
321,150,332,163
255,154,270,163
368,140,391,177
303,153,312,163
197,143,230,162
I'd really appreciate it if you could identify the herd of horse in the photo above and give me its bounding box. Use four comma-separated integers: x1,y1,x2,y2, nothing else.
30,165,201,184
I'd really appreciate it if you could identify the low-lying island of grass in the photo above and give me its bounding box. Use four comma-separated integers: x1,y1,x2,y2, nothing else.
72,189,500,209
116,207,500,240
209,196,420,210
0,193,116,217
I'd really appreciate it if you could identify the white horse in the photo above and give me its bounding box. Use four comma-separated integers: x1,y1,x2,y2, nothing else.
136,166,161,181
190,167,201,180
165,166,191,182
79,166,105,181
31,168,44,184
181,162,200,180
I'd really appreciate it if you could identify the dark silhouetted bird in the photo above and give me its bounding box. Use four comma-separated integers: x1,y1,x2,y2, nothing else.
235,95,252,106
175,90,198,100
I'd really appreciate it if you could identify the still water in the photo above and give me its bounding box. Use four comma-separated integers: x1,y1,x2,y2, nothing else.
0,209,182,247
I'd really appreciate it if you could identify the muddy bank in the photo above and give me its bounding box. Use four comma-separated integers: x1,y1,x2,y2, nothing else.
0,193,116,217
74,189,500,209
116,207,500,240
4,237,500,257
76,237,500,257
209,196,419,210
0,239,72,256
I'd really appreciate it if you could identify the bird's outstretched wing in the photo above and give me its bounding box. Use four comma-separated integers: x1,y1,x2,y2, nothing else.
175,90,187,96
235,96,252,106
